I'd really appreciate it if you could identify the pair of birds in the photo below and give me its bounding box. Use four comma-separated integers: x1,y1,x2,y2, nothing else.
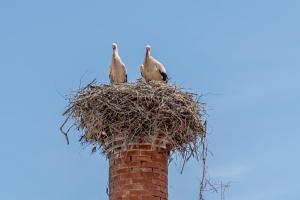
109,43,168,84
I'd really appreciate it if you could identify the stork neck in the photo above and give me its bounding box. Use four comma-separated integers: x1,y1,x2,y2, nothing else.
146,50,150,57
145,50,150,62
112,49,120,61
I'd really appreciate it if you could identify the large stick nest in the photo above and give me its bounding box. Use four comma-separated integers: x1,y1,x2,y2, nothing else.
61,81,206,158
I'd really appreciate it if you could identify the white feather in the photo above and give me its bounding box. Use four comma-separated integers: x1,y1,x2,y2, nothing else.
140,46,168,82
109,43,127,84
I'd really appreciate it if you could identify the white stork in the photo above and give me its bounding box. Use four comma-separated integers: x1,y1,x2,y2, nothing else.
140,45,168,82
109,43,127,84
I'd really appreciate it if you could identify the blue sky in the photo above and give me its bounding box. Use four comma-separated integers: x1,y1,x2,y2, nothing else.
0,0,300,199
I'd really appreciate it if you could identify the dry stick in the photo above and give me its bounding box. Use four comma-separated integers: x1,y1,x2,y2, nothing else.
199,135,207,200
199,121,208,200
60,114,71,145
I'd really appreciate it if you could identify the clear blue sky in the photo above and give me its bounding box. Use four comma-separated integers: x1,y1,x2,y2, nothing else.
0,0,299,199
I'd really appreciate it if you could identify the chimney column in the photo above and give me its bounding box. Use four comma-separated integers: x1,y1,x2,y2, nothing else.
108,141,169,200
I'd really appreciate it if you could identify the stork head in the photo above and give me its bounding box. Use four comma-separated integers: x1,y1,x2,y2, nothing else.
146,45,151,55
112,43,117,50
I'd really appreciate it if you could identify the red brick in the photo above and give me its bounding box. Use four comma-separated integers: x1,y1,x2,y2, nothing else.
109,140,169,200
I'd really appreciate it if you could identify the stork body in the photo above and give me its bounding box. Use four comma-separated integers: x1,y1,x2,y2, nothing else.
109,43,127,84
140,45,168,82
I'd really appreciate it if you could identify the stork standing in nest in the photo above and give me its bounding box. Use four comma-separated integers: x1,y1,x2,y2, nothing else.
140,45,168,83
109,43,127,84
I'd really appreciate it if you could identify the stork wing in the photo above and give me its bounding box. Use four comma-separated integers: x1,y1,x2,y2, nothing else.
140,64,145,79
154,61,168,82
121,63,127,83
109,65,113,83
159,69,168,82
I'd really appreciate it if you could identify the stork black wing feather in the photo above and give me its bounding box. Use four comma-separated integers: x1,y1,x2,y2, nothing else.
160,71,168,82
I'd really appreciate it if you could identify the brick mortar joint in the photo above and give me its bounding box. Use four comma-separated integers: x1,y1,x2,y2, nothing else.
103,136,171,154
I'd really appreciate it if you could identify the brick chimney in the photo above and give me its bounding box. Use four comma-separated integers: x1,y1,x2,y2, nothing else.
108,138,169,200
